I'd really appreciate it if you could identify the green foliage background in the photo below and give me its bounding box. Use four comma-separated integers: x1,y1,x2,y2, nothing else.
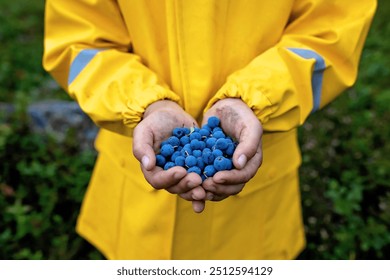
0,0,389,259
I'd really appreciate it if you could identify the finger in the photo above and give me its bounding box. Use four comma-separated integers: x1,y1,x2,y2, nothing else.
202,179,236,199
204,180,245,198
192,200,206,213
165,173,203,194
141,166,187,190
233,123,262,169
204,149,262,188
178,185,206,201
132,123,156,171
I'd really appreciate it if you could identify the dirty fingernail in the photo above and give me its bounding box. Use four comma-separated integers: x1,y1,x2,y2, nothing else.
142,155,150,169
237,154,247,168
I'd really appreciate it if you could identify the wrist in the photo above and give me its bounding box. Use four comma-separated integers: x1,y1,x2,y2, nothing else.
143,100,182,119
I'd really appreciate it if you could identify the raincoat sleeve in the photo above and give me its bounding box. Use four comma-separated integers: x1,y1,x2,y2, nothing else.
43,0,180,137
205,0,376,132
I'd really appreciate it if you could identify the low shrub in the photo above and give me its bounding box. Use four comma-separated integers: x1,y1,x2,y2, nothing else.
0,108,103,259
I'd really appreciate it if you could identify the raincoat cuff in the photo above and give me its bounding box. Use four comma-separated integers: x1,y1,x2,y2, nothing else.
122,84,181,130
204,82,275,125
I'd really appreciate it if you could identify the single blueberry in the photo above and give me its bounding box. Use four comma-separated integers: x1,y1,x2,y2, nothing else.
192,149,202,157
207,116,220,128
160,144,175,157
226,158,233,170
180,135,190,146
198,140,206,150
181,144,192,156
204,165,217,177
225,142,236,156
201,124,212,133
199,128,210,138
167,136,180,147
213,131,226,139
174,156,186,167
187,166,202,175
206,137,217,148
197,157,205,170
190,139,202,150
173,127,185,138
215,138,229,150
156,154,166,168
212,149,223,157
213,156,229,171
189,131,202,141
164,161,175,170
185,155,197,167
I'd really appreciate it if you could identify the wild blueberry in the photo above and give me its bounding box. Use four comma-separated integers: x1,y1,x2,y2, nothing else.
226,158,233,170
160,144,175,157
201,124,212,133
189,132,202,141
213,156,230,171
173,127,185,138
197,157,205,170
225,143,235,156
198,140,206,150
181,144,192,156
213,131,225,139
206,137,217,148
187,166,202,175
167,136,180,147
204,165,217,177
212,149,223,157
190,139,202,150
156,154,166,168
185,155,197,167
164,161,175,170
199,128,210,138
174,156,186,167
180,135,190,146
192,149,202,157
215,138,229,150
207,116,220,128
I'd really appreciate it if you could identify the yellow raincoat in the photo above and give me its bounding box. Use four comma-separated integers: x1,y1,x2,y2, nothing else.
43,0,376,259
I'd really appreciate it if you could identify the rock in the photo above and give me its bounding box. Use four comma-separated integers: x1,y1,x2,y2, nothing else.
0,100,98,151
27,100,98,150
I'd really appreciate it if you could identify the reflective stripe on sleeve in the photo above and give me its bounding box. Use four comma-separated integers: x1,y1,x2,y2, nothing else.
288,48,326,113
68,49,102,85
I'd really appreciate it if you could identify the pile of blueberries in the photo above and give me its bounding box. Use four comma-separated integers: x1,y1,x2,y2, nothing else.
155,116,237,181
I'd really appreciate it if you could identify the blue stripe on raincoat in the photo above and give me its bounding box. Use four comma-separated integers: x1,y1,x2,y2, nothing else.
68,49,102,85
288,48,326,112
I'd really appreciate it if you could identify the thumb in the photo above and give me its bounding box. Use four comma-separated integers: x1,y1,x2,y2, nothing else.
132,124,156,171
232,125,262,170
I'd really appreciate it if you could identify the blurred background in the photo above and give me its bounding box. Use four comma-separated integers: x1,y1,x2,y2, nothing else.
0,0,389,259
